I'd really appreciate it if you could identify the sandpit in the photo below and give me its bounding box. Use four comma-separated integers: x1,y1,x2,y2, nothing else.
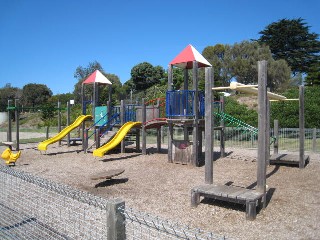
1,140,319,240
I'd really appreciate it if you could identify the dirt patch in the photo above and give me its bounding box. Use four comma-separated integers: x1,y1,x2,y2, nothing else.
1,141,319,240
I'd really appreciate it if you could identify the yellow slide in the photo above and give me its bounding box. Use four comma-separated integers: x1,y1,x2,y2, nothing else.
38,115,92,151
93,121,141,157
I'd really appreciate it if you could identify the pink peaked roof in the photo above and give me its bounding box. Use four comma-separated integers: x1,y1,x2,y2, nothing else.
169,44,212,69
82,70,112,85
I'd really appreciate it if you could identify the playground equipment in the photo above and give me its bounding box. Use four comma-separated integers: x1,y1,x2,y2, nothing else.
269,86,309,168
191,60,270,220
1,148,21,166
213,80,308,168
6,99,68,151
166,44,213,166
213,82,289,101
93,121,142,157
38,115,92,151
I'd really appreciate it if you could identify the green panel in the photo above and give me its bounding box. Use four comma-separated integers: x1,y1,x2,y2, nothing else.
95,106,108,126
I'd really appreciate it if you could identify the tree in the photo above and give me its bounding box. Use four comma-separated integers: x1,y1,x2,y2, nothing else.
73,61,123,106
21,83,52,108
0,84,22,111
48,93,75,106
202,41,291,91
305,62,320,86
202,44,232,86
258,18,320,74
73,61,104,103
130,62,165,91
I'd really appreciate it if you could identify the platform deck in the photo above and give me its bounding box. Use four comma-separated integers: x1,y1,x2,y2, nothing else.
191,184,264,220
269,153,309,167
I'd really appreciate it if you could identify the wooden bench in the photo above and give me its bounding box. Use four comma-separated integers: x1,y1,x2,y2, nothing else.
191,184,264,220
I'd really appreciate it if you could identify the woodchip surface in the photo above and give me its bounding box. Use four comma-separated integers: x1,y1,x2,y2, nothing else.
1,135,319,240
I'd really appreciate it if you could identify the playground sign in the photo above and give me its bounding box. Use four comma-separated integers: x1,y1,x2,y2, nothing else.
95,106,108,126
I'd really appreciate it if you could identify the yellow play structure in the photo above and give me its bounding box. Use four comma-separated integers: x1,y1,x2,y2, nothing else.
93,121,142,157
1,148,21,166
38,115,92,151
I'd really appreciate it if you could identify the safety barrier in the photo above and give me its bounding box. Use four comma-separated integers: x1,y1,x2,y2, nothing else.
0,165,225,240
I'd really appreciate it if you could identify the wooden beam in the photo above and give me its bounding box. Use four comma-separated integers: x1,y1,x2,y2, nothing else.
257,60,267,208
192,61,199,166
299,86,305,168
205,67,214,183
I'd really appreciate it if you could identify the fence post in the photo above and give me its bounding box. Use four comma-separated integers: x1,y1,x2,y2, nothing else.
106,199,126,240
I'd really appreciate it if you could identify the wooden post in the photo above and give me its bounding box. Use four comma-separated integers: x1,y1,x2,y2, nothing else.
136,128,140,152
142,98,146,155
257,60,267,208
157,128,161,152
192,61,199,166
7,99,12,142
106,199,126,240
120,100,125,153
81,83,86,151
107,100,111,130
168,123,173,163
266,100,270,165
220,96,225,158
93,82,97,118
312,128,317,153
15,98,19,151
96,127,101,149
299,85,305,168
205,67,214,184
58,101,62,146
184,68,189,140
168,64,173,163
83,128,89,153
168,64,173,91
67,101,71,147
273,120,279,155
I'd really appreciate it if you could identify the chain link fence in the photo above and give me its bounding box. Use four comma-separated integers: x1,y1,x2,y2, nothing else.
0,165,226,240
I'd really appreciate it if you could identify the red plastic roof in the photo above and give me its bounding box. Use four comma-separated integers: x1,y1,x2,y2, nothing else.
169,44,212,69
82,70,112,85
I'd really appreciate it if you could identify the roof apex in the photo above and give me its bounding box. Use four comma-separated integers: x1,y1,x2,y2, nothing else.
169,44,212,69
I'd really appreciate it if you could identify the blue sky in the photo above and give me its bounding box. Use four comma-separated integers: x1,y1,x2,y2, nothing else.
1,0,319,95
